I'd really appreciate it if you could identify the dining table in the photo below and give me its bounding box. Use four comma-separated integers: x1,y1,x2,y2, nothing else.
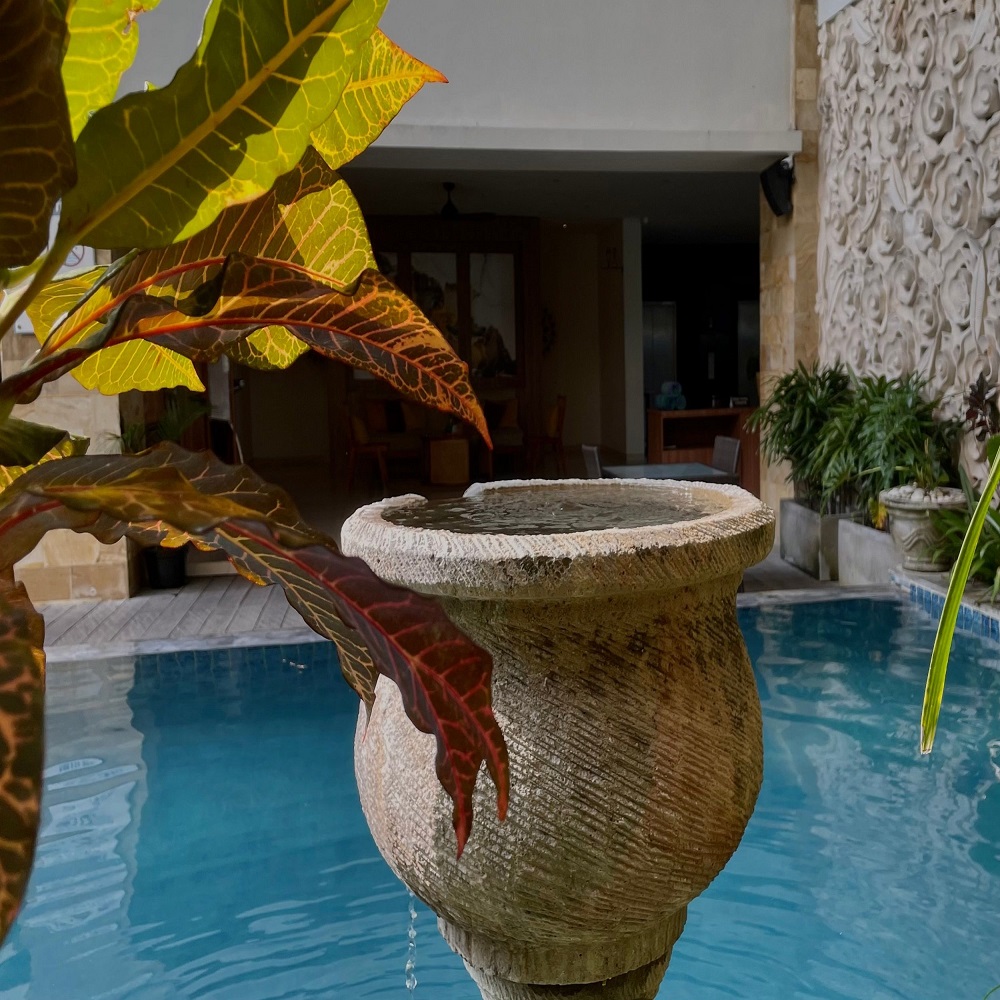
600,461,738,484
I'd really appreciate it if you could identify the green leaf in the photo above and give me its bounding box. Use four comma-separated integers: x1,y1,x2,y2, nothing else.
0,0,76,266
0,582,46,943
987,434,1000,467
62,1,163,139
312,28,446,171
30,148,370,391
921,446,1000,752
0,446,509,855
60,0,385,251
0,428,89,492
0,417,74,467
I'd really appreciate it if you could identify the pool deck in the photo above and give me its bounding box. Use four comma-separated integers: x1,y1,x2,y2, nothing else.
37,544,892,663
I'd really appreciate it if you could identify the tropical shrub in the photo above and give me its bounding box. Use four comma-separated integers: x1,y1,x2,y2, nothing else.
749,362,852,510
810,372,961,521
0,0,508,943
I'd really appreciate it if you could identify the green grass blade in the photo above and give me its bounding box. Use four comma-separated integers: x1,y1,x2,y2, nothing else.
921,447,1000,752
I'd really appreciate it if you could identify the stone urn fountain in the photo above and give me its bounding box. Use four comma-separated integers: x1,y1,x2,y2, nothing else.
342,478,774,1000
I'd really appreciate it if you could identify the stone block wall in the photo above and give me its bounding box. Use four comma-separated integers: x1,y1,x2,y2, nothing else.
0,331,130,602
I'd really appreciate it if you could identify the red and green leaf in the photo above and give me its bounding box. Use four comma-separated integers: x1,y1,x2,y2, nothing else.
0,583,45,941
9,255,491,443
0,446,508,853
28,148,373,391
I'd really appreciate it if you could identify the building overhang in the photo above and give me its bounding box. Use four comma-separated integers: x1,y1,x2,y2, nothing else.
358,125,803,175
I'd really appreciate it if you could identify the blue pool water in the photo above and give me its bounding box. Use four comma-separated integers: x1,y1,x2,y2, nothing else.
2,598,999,998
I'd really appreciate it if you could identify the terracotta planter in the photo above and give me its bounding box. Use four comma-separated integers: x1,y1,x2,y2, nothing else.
342,479,774,1000
879,485,966,572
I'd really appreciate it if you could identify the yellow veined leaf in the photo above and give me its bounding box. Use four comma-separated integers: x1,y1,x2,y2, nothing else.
312,29,446,171
0,0,76,266
59,0,385,251
26,265,106,344
26,262,202,394
33,149,372,391
73,339,204,393
62,1,163,139
0,582,45,944
227,326,310,371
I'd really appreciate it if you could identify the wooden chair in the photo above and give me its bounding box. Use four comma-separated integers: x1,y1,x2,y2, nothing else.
345,409,389,492
581,444,604,479
711,435,741,483
527,395,567,476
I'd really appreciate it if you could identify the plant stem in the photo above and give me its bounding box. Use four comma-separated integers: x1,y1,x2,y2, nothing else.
0,256,47,292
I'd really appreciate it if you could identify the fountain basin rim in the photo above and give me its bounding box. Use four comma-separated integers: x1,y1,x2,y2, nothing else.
342,478,775,600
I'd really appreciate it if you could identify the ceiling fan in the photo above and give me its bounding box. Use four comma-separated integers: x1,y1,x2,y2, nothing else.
438,181,495,220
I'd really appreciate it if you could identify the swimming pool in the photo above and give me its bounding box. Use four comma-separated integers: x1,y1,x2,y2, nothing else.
1,597,998,998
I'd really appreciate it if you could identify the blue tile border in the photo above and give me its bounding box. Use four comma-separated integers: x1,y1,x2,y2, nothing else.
890,569,1000,643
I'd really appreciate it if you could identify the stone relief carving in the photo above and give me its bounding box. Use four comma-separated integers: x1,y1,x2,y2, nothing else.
818,0,1000,426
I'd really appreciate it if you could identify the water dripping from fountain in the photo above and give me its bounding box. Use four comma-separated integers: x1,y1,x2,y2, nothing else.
405,889,418,993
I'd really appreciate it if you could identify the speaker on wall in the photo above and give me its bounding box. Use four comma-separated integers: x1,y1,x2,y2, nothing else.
760,157,795,217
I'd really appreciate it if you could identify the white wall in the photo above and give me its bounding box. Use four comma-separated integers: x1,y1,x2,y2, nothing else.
379,0,793,136
122,1,798,164
118,0,208,94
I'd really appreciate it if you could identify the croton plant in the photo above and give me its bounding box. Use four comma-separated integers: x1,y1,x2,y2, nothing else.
0,0,509,942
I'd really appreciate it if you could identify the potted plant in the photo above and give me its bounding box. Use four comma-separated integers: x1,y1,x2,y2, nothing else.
749,362,854,579
812,372,962,577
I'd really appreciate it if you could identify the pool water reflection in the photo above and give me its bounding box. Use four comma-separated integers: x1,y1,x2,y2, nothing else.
1,598,999,998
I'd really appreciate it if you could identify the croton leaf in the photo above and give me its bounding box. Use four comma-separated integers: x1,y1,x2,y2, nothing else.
0,445,508,853
62,1,163,139
30,148,372,391
0,582,46,943
0,0,76,266
0,417,76,468
227,327,310,372
0,429,89,493
312,28,446,171
5,255,491,443
59,0,385,251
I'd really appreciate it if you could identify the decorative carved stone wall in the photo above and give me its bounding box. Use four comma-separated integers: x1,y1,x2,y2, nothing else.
818,0,1000,419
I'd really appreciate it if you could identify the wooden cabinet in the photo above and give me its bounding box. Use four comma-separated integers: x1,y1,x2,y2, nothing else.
646,408,760,496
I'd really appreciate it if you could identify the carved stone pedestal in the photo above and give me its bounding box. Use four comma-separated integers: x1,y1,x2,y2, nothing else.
342,479,774,999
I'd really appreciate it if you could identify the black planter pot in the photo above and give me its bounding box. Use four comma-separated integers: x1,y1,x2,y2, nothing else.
141,544,188,589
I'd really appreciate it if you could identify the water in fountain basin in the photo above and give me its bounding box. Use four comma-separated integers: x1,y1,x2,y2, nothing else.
383,483,726,535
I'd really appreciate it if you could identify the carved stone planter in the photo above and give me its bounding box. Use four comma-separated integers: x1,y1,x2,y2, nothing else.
879,485,966,572
342,479,774,1000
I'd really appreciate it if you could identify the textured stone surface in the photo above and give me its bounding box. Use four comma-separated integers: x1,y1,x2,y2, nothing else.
343,479,774,998
818,0,1000,426
759,0,821,524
